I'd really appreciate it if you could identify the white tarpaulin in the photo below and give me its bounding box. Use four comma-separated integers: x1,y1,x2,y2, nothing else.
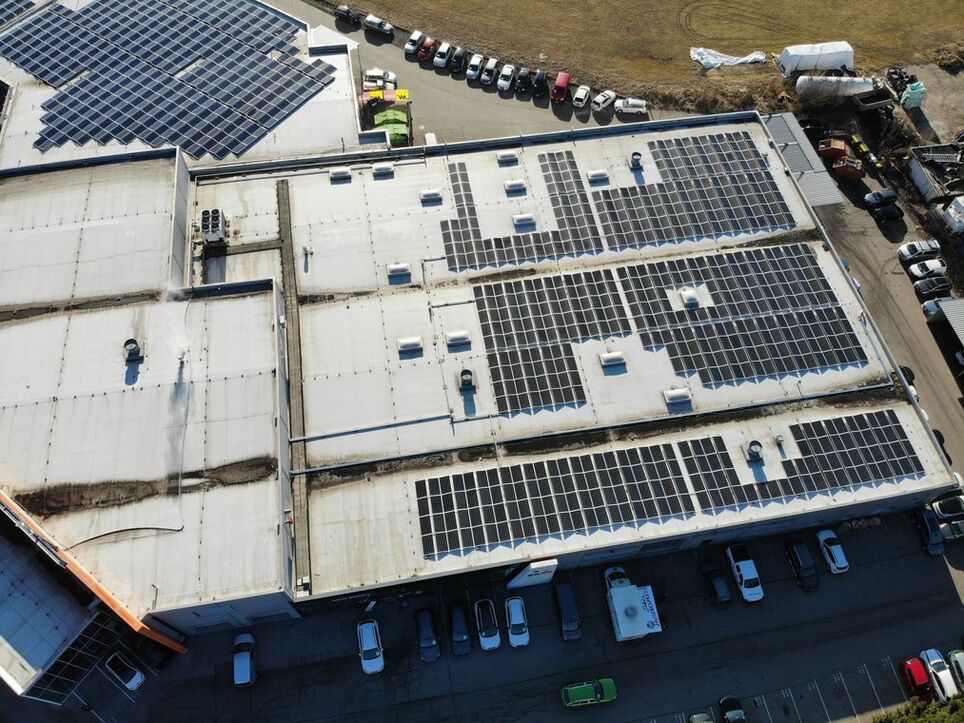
690,47,766,70
777,41,855,77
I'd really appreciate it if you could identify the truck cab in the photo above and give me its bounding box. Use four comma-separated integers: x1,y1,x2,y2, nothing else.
725,545,764,602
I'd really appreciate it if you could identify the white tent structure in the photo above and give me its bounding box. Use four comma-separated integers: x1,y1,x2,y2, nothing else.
777,42,855,77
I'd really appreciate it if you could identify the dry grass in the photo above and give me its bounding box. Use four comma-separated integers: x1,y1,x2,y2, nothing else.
339,0,964,111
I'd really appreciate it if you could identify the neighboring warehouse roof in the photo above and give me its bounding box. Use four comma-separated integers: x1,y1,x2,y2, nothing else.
307,399,946,595
0,287,286,618
939,297,964,350
909,143,964,200
0,0,359,169
0,153,180,312
762,113,844,207
0,522,94,694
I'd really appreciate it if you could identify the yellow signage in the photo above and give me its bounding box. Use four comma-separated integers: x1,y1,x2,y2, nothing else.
395,89,410,101
369,90,384,99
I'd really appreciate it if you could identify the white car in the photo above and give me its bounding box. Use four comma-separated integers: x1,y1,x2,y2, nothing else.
898,239,941,263
724,545,763,603
920,648,960,702
908,259,946,280
104,652,146,691
404,30,424,54
572,85,591,108
474,599,501,651
433,42,452,68
357,620,384,674
591,89,616,111
232,633,256,687
364,68,397,85
940,520,964,541
505,596,530,648
497,64,516,91
466,53,484,81
615,97,648,115
816,529,849,574
480,57,499,85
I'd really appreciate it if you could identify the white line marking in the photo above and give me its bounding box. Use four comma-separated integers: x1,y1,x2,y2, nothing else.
860,664,883,712
811,679,832,722
885,657,908,701
70,692,108,723
836,671,860,722
785,687,803,722
758,694,774,723
96,667,134,703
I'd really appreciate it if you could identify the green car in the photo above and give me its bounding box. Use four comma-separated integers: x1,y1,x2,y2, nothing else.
561,678,617,707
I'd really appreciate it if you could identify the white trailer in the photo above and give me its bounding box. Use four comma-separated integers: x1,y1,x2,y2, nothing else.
604,567,662,642
777,41,854,77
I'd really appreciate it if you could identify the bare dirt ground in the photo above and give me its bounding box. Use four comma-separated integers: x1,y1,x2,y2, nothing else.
335,0,964,112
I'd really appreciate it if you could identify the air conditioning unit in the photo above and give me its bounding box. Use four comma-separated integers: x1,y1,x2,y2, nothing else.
496,150,519,165
586,169,609,183
420,188,443,203
200,208,227,245
372,162,394,177
445,330,471,347
503,179,526,194
397,336,423,353
512,213,536,228
679,286,700,309
329,166,352,181
386,262,411,278
598,351,626,368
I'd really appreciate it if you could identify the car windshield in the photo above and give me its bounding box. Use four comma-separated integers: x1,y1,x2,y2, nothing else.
592,681,603,698
107,655,135,678
362,647,379,661
931,659,947,672
744,577,760,588
509,622,526,635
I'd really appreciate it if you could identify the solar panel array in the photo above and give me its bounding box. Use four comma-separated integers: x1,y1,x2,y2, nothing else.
0,0,32,25
618,245,868,385
0,0,335,159
649,131,770,180
539,150,601,248
678,409,924,512
474,271,631,414
415,443,694,558
416,409,924,558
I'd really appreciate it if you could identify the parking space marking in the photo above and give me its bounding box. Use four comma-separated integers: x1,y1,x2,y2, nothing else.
833,672,860,721
810,679,832,722
885,656,903,690
783,687,803,722
857,664,883,713
756,694,774,723
70,692,108,723
96,666,135,703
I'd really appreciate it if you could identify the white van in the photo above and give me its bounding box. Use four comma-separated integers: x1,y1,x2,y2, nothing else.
614,98,648,116
233,633,256,687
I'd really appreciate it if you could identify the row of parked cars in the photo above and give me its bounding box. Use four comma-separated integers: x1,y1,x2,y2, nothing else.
903,648,964,704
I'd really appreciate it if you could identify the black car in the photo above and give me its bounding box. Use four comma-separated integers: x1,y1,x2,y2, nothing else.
719,695,746,722
449,603,471,656
333,4,362,23
514,67,531,94
704,567,733,605
914,276,952,299
450,47,466,73
916,508,945,556
870,203,904,222
864,188,898,209
416,609,441,662
532,69,548,97
785,539,819,591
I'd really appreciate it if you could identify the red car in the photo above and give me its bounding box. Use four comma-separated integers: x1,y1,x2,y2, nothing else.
902,657,934,701
418,37,438,61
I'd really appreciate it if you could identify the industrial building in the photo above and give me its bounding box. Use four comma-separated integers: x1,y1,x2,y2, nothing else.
0,0,955,707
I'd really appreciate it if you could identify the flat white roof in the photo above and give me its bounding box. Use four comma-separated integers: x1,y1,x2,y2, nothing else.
0,157,177,309
0,290,285,616
0,533,92,694
307,400,950,595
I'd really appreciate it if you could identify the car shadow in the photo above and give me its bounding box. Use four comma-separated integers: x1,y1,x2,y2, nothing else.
551,103,573,121
363,31,395,47
878,218,910,243
572,107,593,124
592,110,614,126
532,95,550,109
334,20,361,34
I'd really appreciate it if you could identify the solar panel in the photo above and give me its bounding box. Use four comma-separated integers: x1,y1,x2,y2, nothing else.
618,244,868,385
0,0,33,25
0,0,333,159
415,442,694,558
649,131,769,180
678,409,925,511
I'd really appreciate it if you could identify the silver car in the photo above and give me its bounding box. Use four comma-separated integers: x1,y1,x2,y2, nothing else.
474,599,501,651
465,53,484,81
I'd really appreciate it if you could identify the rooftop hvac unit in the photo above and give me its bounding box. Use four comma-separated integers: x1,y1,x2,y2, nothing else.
445,330,471,347
200,207,227,245
743,440,764,462
372,162,394,176
123,338,144,363
599,351,626,368
386,262,411,278
512,213,535,227
459,368,475,390
420,188,443,203
329,166,352,181
397,336,423,353
662,387,691,405
586,169,609,183
496,150,519,165
503,179,526,193
679,286,700,309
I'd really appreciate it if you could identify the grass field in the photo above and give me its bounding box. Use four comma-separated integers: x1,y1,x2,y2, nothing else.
340,0,964,110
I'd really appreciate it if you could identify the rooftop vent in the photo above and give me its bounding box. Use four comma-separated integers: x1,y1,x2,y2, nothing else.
459,368,475,390
598,351,626,368
445,330,471,347
662,387,691,406
503,179,526,194
123,338,144,363
496,150,519,165
586,169,609,184
743,440,764,462
372,162,394,177
420,188,443,203
512,213,536,228
386,262,411,278
679,286,700,309
630,151,642,170
329,166,352,181
397,336,423,353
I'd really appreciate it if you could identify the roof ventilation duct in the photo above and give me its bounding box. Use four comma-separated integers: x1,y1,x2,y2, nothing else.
123,338,144,363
